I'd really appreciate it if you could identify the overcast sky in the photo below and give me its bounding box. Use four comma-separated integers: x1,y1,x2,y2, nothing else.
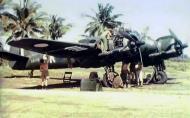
12,0,190,55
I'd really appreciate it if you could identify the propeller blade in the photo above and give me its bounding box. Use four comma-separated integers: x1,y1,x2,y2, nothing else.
169,29,180,41
169,29,183,45
0,41,3,51
118,31,136,42
168,29,185,50
182,44,188,49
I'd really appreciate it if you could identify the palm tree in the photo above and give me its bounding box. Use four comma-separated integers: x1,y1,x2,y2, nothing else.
0,0,12,34
0,41,3,65
85,3,122,36
48,15,72,40
0,0,47,42
0,21,3,34
0,0,12,11
85,3,122,51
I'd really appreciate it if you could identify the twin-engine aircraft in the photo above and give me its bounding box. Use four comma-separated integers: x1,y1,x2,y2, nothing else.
0,29,187,85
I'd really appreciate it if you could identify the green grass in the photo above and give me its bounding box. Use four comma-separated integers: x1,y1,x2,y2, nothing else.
0,60,189,79
1,89,190,118
0,60,190,118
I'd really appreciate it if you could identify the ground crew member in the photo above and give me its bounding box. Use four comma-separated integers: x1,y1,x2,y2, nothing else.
40,56,49,89
120,62,131,88
130,62,143,86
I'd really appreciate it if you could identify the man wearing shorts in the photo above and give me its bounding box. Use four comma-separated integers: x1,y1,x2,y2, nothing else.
40,56,49,89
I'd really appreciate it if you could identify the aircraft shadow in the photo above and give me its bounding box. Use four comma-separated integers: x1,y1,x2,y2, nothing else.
19,80,81,90
4,76,73,80
167,78,176,80
165,82,181,84
165,78,181,84
4,75,40,78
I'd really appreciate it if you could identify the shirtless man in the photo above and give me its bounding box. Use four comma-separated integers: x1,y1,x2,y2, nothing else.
40,56,49,89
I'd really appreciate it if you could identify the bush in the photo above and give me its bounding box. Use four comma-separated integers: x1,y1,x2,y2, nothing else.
0,65,12,77
165,60,190,72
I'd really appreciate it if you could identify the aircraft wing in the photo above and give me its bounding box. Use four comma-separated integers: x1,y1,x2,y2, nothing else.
8,38,101,58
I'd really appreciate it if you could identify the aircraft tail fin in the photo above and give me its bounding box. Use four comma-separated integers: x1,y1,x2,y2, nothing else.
0,50,28,61
0,50,29,70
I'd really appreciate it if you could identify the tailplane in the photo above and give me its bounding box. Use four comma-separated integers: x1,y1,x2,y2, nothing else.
0,49,29,69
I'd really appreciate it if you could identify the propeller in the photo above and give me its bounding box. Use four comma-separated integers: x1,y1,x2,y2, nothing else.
169,29,188,52
117,30,145,67
117,30,145,52
169,29,188,71
0,41,3,51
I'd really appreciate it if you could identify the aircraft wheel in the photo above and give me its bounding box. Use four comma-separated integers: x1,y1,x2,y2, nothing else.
153,71,167,84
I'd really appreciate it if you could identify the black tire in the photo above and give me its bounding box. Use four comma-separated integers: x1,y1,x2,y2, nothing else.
153,71,167,84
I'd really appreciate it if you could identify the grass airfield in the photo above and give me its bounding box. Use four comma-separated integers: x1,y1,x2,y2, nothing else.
0,61,190,118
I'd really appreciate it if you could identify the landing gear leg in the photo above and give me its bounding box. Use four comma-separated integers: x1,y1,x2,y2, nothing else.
28,70,34,78
152,62,168,84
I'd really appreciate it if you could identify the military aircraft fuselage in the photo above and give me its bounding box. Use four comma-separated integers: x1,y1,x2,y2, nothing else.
3,29,187,71
10,47,135,70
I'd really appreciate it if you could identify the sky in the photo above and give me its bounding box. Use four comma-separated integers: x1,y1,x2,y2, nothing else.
4,0,190,55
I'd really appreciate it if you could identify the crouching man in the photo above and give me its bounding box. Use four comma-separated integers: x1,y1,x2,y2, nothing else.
40,56,49,89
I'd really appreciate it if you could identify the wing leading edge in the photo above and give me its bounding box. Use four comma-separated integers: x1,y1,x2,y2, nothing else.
8,38,101,58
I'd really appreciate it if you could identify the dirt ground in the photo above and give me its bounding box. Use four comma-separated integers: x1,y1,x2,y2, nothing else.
0,69,190,118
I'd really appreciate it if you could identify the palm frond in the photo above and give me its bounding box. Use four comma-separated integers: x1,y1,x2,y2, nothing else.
0,12,18,21
48,15,72,40
1,0,47,42
85,3,122,37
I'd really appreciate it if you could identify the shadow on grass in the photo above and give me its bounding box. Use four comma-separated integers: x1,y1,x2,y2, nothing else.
4,75,69,80
4,75,40,78
19,80,81,90
167,78,176,80
166,82,181,84
166,78,181,84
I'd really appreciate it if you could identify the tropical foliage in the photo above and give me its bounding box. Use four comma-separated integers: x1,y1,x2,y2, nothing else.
85,3,122,37
0,0,12,34
0,0,47,42
48,15,72,40
0,0,12,11
85,3,122,51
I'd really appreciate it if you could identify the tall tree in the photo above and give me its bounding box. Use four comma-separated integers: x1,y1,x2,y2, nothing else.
48,15,72,40
0,0,47,42
85,3,122,51
0,20,3,34
0,40,2,65
0,0,12,11
85,3,122,36
0,0,12,34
